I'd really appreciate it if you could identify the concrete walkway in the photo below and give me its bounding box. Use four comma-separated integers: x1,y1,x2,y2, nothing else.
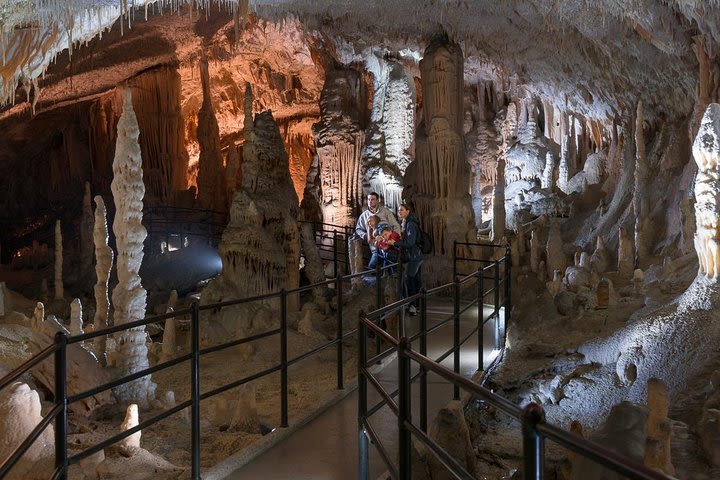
228,298,502,480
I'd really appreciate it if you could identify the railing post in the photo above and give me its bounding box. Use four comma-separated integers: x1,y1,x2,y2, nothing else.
452,239,457,281
504,245,512,339
419,288,428,433
375,263,382,357
477,268,484,370
54,332,68,480
358,312,369,480
494,260,500,321
190,301,201,480
336,272,344,390
522,403,546,480
280,289,289,428
453,279,461,401
332,231,339,279
398,260,405,337
398,337,412,480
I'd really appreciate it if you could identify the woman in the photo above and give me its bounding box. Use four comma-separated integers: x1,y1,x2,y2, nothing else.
389,203,423,315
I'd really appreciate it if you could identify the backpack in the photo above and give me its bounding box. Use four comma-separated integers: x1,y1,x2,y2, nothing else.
417,229,433,255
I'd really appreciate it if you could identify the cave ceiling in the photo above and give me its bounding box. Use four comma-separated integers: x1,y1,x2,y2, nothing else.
0,1,718,122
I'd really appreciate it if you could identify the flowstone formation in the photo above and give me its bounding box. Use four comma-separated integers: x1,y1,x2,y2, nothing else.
405,35,475,284
109,89,156,407
312,66,366,227
202,84,300,340
362,53,416,212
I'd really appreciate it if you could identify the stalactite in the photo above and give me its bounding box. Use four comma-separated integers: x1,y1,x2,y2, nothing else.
110,89,156,407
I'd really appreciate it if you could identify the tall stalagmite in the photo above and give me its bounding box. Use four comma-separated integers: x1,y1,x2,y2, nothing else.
408,35,475,283
93,195,113,364
203,84,300,316
110,89,156,407
196,56,227,212
312,67,366,227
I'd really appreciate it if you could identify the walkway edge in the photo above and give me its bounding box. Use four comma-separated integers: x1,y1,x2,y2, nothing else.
204,351,398,480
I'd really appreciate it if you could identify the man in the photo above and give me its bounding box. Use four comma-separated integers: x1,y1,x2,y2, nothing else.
355,192,400,249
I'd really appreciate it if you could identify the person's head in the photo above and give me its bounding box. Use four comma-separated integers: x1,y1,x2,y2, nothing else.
367,192,380,210
380,226,393,240
368,215,380,229
398,203,412,220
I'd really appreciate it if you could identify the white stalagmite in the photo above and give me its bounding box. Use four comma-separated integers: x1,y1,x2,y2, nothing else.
541,151,554,190
80,181,94,290
693,103,720,280
93,195,113,364
110,89,156,407
160,307,176,363
119,403,141,454
32,302,44,331
54,220,63,300
558,131,570,194
69,298,83,336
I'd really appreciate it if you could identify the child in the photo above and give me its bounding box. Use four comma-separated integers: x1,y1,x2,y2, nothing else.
367,215,382,269
376,226,401,271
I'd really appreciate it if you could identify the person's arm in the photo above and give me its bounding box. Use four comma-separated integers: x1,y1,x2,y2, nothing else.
355,212,367,238
393,222,419,248
383,208,401,231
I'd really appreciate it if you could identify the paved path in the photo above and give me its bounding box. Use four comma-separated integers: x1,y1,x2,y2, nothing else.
228,299,501,479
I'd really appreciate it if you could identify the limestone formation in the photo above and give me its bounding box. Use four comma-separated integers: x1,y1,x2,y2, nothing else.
80,181,94,291
119,403,141,455
546,219,566,278
298,219,329,305
54,220,63,300
530,230,541,274
633,101,650,267
693,103,720,280
589,236,609,274
618,227,634,278
196,55,226,212
110,89,156,407
363,55,415,212
428,401,476,480
407,35,476,284
70,298,83,336
547,270,564,297
0,382,54,473
312,68,366,227
644,378,674,475
542,151,554,190
93,195,113,364
160,309,176,363
596,279,609,309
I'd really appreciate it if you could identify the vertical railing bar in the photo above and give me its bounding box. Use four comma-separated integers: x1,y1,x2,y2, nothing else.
398,337,412,480
477,268,484,370
504,246,511,346
419,288,428,433
54,332,68,480
453,279,460,401
280,289,289,428
452,239,458,281
375,263,382,357
336,270,344,390
190,301,201,480
522,403,546,480
358,312,369,480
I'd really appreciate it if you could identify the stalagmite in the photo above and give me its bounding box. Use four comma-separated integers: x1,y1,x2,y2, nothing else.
644,379,674,475
32,302,44,331
405,35,476,284
0,382,54,470
80,182,94,291
693,103,720,280
542,151,554,190
93,195,113,364
530,230,540,274
618,227,634,278
119,403,141,455
54,220,63,300
559,132,570,194
298,219,329,304
590,236,609,274
69,298,83,336
160,308,176,363
491,153,506,242
312,68,366,227
110,89,156,407
196,55,226,212
546,219,566,278
633,101,650,267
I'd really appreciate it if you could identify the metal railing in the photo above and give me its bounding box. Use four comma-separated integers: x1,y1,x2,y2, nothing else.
143,206,228,252
0,222,394,480
358,244,673,480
